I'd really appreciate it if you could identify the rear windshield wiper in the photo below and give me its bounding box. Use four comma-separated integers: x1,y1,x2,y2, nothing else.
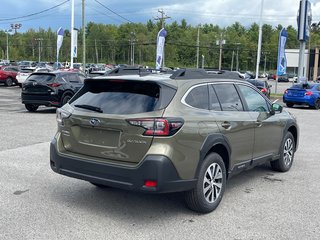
74,104,103,113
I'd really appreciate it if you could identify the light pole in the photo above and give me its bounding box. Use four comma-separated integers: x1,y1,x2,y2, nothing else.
35,38,43,62
255,0,264,79
216,33,226,71
10,23,22,33
235,43,241,71
5,29,12,61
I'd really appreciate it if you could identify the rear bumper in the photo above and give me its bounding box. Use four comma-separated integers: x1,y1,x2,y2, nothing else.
21,93,60,107
283,96,314,106
50,138,196,193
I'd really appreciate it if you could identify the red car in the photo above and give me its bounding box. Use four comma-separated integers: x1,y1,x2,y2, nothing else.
0,66,19,86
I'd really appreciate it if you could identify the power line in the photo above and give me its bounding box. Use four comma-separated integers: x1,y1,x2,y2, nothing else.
93,0,134,24
0,0,70,22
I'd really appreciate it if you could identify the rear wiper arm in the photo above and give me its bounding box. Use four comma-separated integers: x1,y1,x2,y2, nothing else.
74,104,103,113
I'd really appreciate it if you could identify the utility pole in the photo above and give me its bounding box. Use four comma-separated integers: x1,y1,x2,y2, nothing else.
196,25,200,68
154,9,171,29
236,43,240,71
82,0,86,72
154,9,170,68
231,50,235,71
35,38,43,62
95,39,98,63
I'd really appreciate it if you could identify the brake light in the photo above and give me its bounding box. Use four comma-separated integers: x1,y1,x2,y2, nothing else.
305,91,312,96
127,118,184,136
47,83,61,88
261,88,267,93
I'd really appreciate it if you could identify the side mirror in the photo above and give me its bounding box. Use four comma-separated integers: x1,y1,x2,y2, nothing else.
271,103,283,115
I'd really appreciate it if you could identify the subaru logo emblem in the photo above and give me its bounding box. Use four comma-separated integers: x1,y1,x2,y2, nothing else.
89,118,100,126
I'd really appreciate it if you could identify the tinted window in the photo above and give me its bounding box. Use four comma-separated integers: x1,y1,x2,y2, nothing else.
213,84,243,111
27,74,56,83
78,74,86,83
71,81,161,114
185,85,209,110
64,74,80,83
209,85,222,111
238,85,269,112
20,69,34,73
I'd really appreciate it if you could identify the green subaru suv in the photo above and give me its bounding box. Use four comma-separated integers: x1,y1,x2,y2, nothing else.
50,69,299,213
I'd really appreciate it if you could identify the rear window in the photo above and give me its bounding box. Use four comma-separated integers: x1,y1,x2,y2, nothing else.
26,74,56,83
71,80,175,114
247,80,265,87
291,84,314,89
20,69,34,73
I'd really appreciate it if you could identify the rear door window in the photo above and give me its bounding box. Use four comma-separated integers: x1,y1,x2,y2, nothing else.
213,84,243,111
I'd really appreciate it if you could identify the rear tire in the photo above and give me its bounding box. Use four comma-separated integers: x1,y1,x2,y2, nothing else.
286,102,294,108
25,104,39,112
5,77,13,87
315,99,320,110
271,132,295,172
61,93,72,106
184,153,226,213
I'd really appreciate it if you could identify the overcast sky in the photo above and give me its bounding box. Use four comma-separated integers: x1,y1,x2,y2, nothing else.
1,0,320,31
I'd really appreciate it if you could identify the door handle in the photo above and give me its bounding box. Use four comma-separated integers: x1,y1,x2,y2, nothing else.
221,122,231,129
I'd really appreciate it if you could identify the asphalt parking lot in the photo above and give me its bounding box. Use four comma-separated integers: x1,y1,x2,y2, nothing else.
1,83,319,240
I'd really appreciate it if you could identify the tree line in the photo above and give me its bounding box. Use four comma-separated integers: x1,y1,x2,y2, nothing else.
1,19,320,72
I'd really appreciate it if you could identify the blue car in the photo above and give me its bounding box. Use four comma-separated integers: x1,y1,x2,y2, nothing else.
283,83,320,109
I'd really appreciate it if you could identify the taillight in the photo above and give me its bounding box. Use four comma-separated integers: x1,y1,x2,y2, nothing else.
47,83,61,88
261,88,267,93
305,91,312,96
56,108,71,126
127,118,184,136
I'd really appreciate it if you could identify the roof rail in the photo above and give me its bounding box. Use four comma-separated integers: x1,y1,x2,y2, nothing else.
170,68,243,80
106,66,174,77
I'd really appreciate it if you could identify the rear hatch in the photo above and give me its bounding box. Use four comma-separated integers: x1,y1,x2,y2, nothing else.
61,78,176,164
22,73,57,95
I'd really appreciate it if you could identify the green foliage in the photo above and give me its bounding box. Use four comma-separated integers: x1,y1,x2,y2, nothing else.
0,20,306,71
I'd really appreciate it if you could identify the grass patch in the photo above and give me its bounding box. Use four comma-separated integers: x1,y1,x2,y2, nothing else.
270,93,283,98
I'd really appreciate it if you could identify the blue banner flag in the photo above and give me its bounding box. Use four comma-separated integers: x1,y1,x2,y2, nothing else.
277,28,288,76
156,28,167,70
56,27,64,64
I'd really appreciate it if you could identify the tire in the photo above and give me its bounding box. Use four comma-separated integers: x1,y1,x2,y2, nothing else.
61,93,72,106
5,77,13,87
25,104,39,112
271,132,295,172
286,102,294,108
184,153,226,213
315,99,320,110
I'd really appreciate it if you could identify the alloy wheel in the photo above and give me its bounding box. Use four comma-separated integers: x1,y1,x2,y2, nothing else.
283,138,293,166
203,163,223,203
